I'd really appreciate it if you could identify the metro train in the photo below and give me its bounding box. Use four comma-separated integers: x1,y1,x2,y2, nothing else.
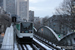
15,22,33,44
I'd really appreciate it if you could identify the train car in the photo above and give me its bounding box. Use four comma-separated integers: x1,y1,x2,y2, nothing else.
16,22,33,44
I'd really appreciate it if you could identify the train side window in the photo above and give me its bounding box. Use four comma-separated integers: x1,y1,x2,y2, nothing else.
16,24,20,30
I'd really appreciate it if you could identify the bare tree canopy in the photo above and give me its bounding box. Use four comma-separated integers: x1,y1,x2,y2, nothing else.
55,0,71,15
54,0,75,30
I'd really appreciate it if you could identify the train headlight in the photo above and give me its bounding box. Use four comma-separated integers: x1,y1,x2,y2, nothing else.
29,31,31,33
22,31,24,33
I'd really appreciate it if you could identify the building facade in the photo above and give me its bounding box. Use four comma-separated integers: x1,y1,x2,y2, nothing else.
0,7,4,14
29,10,34,22
34,17,40,23
43,15,72,38
0,0,3,8
34,17,41,29
17,0,29,21
3,0,16,15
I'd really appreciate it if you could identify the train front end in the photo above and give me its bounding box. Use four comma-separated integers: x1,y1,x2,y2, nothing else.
16,22,33,44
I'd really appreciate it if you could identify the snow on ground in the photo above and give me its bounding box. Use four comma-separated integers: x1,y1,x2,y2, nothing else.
1,25,14,50
23,45,27,50
14,43,18,50
26,44,33,50
33,38,52,50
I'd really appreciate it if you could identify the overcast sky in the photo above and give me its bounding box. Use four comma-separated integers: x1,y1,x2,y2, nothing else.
29,0,63,18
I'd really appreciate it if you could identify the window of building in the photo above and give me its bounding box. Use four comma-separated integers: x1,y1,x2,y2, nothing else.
0,25,1,28
74,30,75,32
54,25,56,26
74,38,75,42
63,31,65,33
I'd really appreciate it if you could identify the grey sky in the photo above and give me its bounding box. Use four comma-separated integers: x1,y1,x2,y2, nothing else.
29,0,63,17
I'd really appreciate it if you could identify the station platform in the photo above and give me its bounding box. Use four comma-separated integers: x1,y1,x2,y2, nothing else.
1,25,14,50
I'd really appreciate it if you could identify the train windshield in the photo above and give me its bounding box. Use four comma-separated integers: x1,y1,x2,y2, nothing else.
20,22,33,33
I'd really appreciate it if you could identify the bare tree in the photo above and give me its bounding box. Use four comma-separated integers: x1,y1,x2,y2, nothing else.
54,0,74,29
55,0,71,15
0,14,11,33
42,16,49,26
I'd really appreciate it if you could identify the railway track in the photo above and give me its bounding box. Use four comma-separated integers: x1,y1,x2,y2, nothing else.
17,38,52,50
16,35,65,50
18,44,46,50
19,44,33,50
18,41,52,50
34,34,65,50
33,38,52,50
